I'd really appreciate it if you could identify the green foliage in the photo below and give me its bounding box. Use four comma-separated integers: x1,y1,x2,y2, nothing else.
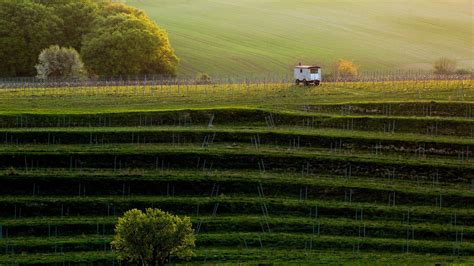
98,2,147,18
0,0,178,77
111,208,195,266
81,10,178,77
0,0,61,77
35,45,87,80
32,0,99,50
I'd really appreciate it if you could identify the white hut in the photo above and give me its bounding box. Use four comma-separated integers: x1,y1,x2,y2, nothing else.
294,64,321,86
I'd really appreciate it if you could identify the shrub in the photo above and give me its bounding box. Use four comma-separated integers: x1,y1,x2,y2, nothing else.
111,208,195,266
7,167,18,176
433,58,457,75
196,73,212,84
336,59,358,80
455,69,472,75
35,45,87,80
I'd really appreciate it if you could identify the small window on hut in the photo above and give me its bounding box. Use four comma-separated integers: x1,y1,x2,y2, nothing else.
310,68,318,74
300,69,303,73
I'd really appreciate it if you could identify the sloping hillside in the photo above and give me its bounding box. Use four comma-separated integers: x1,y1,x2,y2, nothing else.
127,0,474,76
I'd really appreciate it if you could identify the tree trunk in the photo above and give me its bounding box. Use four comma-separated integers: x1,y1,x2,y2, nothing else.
157,256,166,266
151,249,167,266
152,249,158,266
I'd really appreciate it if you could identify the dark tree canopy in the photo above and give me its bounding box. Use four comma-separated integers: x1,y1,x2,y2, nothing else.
81,11,178,77
33,0,99,50
0,0,61,76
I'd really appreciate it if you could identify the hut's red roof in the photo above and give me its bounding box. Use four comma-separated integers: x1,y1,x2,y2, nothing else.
295,65,320,69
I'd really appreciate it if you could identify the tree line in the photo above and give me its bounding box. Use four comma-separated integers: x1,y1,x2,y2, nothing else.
0,0,178,78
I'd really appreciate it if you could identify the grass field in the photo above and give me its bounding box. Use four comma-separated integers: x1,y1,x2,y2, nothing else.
0,80,472,113
125,0,474,76
0,81,473,264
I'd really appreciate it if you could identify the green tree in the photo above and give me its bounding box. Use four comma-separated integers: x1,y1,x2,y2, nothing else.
111,208,195,266
0,0,61,76
81,10,178,77
33,0,99,50
35,45,87,79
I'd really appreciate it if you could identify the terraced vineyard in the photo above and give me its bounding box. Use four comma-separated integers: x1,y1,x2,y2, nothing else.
0,81,473,264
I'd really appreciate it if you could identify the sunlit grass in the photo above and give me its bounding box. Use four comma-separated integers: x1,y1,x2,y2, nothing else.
0,80,472,114
128,0,474,76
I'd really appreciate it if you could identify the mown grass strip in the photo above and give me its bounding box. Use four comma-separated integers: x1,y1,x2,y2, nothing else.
293,101,474,118
0,248,471,265
0,144,471,183
1,233,472,255
1,125,473,146
0,143,471,168
2,168,470,194
2,215,472,242
1,195,472,222
1,170,472,208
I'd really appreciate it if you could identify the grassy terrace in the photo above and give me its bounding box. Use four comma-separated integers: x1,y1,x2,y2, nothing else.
2,215,473,247
1,249,473,265
1,168,472,194
1,126,474,146
1,195,473,221
1,234,473,255
0,144,471,181
0,82,473,264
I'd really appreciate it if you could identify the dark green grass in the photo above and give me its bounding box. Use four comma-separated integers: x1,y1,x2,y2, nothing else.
2,106,473,137
1,195,473,223
0,249,472,265
0,144,471,181
2,215,473,242
1,126,473,149
1,169,472,209
1,168,472,195
1,233,473,256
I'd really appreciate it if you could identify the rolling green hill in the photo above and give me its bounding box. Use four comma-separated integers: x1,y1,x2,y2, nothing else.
126,0,474,76
0,81,473,264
